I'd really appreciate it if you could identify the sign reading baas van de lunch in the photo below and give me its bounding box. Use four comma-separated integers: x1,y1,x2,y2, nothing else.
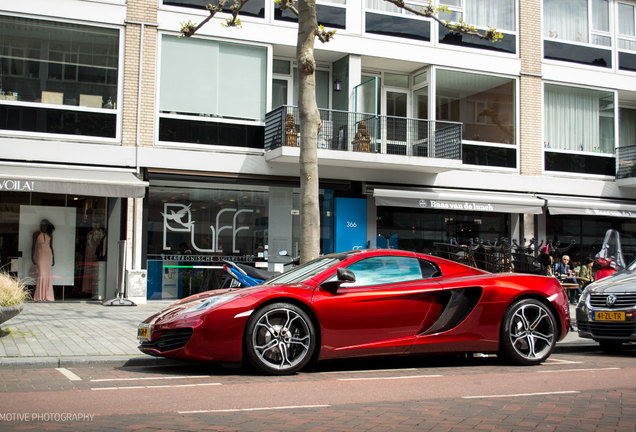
0,179,35,192
418,199,495,212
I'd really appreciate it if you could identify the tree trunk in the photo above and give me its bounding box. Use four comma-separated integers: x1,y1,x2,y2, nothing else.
296,0,321,264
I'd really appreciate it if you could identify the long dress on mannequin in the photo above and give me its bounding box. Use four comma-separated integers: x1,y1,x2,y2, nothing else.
33,232,54,301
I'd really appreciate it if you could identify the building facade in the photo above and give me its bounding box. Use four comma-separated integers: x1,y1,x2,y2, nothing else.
2,0,636,302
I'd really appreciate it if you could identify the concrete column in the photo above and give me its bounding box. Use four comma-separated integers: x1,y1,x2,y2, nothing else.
366,197,377,249
348,54,362,112
523,213,536,244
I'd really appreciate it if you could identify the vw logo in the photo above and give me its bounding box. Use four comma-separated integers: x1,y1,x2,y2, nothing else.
605,294,617,307
419,200,427,208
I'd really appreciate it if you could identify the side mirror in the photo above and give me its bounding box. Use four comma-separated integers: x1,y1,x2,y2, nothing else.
337,267,356,283
321,267,355,292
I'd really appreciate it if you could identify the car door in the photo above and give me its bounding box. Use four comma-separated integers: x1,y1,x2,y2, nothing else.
311,255,443,360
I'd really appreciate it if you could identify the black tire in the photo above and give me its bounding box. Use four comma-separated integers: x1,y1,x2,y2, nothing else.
499,298,557,365
244,302,316,375
598,340,624,353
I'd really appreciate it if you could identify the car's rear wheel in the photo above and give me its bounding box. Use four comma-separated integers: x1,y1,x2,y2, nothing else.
499,298,557,365
598,340,624,353
244,302,316,375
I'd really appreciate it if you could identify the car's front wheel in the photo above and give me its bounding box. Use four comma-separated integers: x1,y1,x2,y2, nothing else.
244,302,316,375
499,298,557,365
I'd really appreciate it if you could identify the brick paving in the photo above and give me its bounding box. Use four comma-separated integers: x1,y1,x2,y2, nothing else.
0,301,172,365
0,388,634,431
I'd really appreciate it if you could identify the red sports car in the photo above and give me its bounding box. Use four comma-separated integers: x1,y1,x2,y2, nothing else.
138,249,570,375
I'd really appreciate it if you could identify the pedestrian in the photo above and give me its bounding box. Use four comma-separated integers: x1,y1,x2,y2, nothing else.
554,255,577,283
576,257,594,301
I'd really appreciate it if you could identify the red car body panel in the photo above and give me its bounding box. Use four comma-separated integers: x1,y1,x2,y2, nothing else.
138,249,570,364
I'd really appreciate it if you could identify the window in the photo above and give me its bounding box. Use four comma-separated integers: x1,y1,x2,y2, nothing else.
158,35,267,148
275,0,346,29
365,0,432,42
436,69,515,146
342,256,424,287
619,107,636,147
162,0,265,18
544,84,615,154
0,15,119,138
292,68,331,110
440,0,516,32
618,2,636,51
543,0,611,47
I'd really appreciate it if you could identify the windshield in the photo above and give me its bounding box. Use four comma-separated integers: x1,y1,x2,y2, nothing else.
627,259,636,272
263,257,343,285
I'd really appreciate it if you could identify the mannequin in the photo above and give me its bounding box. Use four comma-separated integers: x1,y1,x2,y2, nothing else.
32,219,55,301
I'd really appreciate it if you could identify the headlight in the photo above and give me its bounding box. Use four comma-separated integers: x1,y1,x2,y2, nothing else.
184,293,240,313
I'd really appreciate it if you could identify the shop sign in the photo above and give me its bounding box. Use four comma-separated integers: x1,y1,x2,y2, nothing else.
162,203,253,254
0,179,35,192
418,199,494,212
584,208,636,218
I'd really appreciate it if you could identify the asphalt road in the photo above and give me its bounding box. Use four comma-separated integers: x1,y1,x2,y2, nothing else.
0,347,635,431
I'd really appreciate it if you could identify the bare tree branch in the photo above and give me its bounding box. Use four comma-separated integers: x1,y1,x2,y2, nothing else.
278,0,300,17
180,0,248,37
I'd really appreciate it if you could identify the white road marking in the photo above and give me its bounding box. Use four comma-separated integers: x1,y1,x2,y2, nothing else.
538,367,620,374
90,375,212,382
337,374,443,382
91,382,222,391
322,368,418,375
56,368,82,382
179,404,331,414
544,358,584,365
462,390,580,399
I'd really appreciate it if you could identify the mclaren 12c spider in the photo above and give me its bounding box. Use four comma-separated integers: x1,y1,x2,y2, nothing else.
138,249,570,374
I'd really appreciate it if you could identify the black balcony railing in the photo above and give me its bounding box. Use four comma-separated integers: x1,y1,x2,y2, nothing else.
265,106,462,160
617,145,636,179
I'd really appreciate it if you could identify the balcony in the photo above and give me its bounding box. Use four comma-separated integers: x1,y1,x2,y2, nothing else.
617,145,636,187
264,106,463,174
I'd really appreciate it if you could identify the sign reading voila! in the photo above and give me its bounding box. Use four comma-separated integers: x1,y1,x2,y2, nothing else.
0,179,35,192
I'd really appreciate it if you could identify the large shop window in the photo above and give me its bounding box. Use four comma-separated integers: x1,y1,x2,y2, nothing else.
544,84,615,175
158,36,266,148
543,0,612,67
435,69,516,167
0,16,119,138
0,192,113,301
145,182,334,299
438,0,516,54
546,215,636,264
376,206,509,253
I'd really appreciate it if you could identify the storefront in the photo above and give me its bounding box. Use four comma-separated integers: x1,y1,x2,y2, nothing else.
0,165,146,300
542,195,636,263
144,174,336,299
372,187,545,253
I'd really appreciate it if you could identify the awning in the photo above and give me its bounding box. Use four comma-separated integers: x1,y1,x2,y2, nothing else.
541,195,636,218
0,165,148,198
373,188,544,214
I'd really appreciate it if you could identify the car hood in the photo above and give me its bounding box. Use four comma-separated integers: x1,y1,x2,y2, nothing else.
587,270,636,294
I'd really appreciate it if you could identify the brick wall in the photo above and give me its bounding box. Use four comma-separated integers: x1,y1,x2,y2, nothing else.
122,0,158,148
518,0,543,176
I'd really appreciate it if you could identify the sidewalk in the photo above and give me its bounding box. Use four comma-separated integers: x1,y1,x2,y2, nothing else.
0,300,174,368
0,301,594,368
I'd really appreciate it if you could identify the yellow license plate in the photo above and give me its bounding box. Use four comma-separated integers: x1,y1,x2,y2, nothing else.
137,325,150,340
594,311,626,321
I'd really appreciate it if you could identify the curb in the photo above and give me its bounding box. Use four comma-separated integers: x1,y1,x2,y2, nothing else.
0,355,185,369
